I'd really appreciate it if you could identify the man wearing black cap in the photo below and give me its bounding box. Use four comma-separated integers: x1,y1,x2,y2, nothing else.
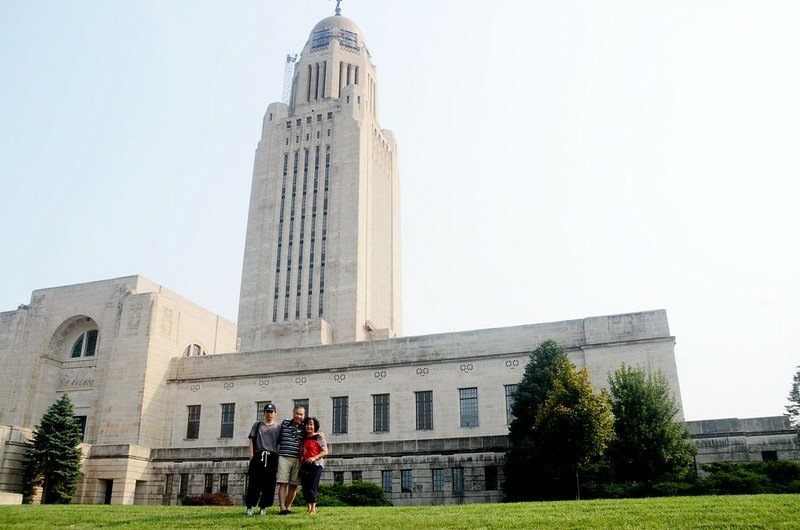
245,403,280,516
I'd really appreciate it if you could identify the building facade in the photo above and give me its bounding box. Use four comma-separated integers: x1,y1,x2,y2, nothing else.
0,9,796,506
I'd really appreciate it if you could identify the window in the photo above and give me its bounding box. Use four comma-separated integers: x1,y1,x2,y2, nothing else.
432,469,444,492
459,387,479,427
71,329,98,358
286,121,291,128
294,398,309,418
332,396,348,434
182,343,206,357
333,471,344,485
220,403,235,438
73,415,87,442
381,470,393,493
415,391,433,430
306,116,311,124
327,112,333,119
296,119,301,126
179,474,189,498
204,474,213,494
317,114,322,122
401,470,412,493
219,473,228,493
452,467,464,495
164,474,173,500
484,465,498,490
186,405,201,439
762,450,778,462
504,384,518,425
351,471,362,482
373,394,390,432
255,401,273,421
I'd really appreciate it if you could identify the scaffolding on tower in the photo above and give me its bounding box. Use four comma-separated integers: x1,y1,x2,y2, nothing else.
282,54,297,104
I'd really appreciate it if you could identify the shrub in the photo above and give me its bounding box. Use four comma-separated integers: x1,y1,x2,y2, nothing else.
180,492,233,506
316,481,391,507
697,461,800,495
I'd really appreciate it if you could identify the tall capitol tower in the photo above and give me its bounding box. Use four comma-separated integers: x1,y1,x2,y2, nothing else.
238,9,402,351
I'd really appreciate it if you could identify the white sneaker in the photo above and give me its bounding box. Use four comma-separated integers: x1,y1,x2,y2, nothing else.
246,508,254,516
260,508,267,516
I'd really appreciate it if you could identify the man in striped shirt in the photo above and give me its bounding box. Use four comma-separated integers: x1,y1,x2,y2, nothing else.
276,405,306,515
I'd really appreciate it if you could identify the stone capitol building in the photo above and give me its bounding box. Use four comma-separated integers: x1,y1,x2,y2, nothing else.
0,8,797,506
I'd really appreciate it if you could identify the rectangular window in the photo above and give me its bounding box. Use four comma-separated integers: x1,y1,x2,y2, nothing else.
415,391,433,430
432,469,444,492
204,473,213,494
186,405,200,439
762,450,778,462
179,474,189,498
164,474,173,500
459,387,479,427
332,396,349,434
351,470,362,482
484,465,498,490
401,470,412,493
373,393,390,432
333,471,344,485
294,398,310,418
220,403,235,438
219,473,228,493
505,384,518,425
73,415,87,442
255,401,273,421
452,467,464,495
381,470,393,493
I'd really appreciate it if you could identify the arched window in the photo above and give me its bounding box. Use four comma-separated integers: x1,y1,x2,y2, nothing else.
71,329,98,358
182,343,207,357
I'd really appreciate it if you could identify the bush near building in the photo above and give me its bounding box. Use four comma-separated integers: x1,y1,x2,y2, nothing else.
316,482,391,506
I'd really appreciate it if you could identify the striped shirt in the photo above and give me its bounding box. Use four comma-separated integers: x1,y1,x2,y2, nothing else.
278,419,305,457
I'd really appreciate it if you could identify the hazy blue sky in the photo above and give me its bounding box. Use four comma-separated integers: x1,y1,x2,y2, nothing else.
1,0,798,421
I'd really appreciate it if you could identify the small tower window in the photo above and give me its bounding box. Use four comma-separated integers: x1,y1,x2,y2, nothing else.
182,343,207,357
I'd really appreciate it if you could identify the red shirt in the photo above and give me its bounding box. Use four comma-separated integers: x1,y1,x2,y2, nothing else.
300,435,326,462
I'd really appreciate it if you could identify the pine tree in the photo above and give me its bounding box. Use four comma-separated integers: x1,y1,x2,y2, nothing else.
503,339,570,501
23,394,83,503
606,364,696,485
787,366,800,432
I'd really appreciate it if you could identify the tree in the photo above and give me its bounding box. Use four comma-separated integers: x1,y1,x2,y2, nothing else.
787,366,800,433
22,394,83,504
503,339,570,501
534,364,613,499
606,364,696,485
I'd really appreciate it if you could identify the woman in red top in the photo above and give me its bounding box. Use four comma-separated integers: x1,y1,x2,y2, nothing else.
299,416,328,514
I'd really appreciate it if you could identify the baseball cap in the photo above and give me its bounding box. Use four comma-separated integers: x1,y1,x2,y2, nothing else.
263,403,276,413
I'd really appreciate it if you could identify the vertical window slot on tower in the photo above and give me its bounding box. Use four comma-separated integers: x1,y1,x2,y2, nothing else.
307,64,312,102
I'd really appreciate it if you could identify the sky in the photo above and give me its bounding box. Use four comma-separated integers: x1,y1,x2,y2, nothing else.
1,0,798,422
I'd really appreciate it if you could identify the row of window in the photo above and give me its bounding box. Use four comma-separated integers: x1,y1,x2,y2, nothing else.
184,385,519,440
166,466,498,500
286,112,334,129
272,145,332,322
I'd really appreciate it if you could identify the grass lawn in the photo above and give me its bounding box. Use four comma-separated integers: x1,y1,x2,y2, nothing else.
1,494,798,529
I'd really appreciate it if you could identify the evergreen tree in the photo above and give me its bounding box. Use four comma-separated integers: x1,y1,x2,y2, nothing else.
787,366,800,433
503,339,569,501
22,394,83,503
534,364,613,499
606,364,696,485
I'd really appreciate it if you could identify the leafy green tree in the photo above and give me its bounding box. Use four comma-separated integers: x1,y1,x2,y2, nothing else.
606,364,696,485
534,364,613,499
22,394,83,503
787,366,800,433
503,339,569,501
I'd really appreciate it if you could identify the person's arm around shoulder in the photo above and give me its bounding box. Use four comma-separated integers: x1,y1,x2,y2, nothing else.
310,437,328,463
